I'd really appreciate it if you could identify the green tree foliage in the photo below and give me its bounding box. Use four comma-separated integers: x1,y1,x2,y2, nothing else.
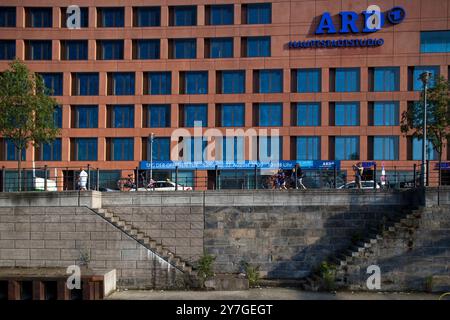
0,60,59,191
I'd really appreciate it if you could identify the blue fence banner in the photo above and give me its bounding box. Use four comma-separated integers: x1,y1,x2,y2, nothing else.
435,162,450,170
139,160,340,171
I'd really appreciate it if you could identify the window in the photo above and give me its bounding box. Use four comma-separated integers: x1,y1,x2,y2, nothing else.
373,136,399,160
296,103,320,126
134,7,161,27
134,39,160,59
257,103,282,127
171,6,197,26
171,39,196,59
373,102,399,126
335,102,360,126
412,137,438,161
98,7,124,27
26,8,52,27
72,73,99,96
97,40,123,60
221,137,244,162
335,68,360,92
151,138,170,161
373,67,399,92
109,72,135,95
183,71,208,94
412,66,439,91
39,73,63,96
73,105,98,128
208,5,233,25
421,31,450,53
256,69,282,93
182,137,207,161
297,137,320,160
183,104,207,127
335,137,360,160
147,72,171,95
110,138,134,161
0,7,16,27
61,7,88,28
244,36,270,57
5,140,25,161
0,40,15,60
258,136,282,161
220,104,245,127
296,69,321,93
146,105,170,128
73,138,97,161
61,40,88,60
245,3,271,24
25,40,51,60
219,70,245,94
53,106,62,128
37,139,61,161
110,105,134,128
207,38,233,58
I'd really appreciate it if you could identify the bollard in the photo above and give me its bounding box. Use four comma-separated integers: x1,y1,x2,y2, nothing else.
96,168,100,191
373,164,377,190
44,165,48,191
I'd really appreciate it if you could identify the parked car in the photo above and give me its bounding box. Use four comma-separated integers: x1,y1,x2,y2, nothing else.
338,181,380,189
131,181,192,191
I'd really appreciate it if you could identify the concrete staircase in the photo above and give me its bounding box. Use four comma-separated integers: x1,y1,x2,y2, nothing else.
90,208,197,278
301,207,423,291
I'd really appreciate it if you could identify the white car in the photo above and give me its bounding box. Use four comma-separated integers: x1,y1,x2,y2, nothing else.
338,181,380,189
131,181,192,191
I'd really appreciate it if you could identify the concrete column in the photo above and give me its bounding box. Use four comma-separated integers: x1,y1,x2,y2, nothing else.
88,40,96,60
400,66,408,92
52,40,60,61
233,37,240,58
322,68,329,93
161,6,169,27
245,69,252,94
360,136,368,161
282,135,290,160
135,71,143,96
208,70,215,95
360,67,368,93
171,103,179,128
61,137,70,161
98,137,106,161
124,39,132,60
244,102,253,127
89,7,96,28
134,137,141,161
360,101,368,127
197,38,204,59
234,4,241,25
160,39,168,59
135,104,143,128
62,104,71,129
283,69,290,93
282,102,290,127
321,136,328,160
208,103,215,128
321,101,329,126
16,40,25,60
172,70,179,95
63,72,71,96
98,105,107,128
99,72,107,96
197,5,205,26
16,7,25,28
125,6,133,28
52,7,60,28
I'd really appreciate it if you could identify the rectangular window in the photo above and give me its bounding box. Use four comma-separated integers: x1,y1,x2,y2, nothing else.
183,104,207,127
38,139,61,161
5,140,25,161
258,136,282,161
73,105,98,128
258,103,282,127
221,137,244,162
109,72,135,95
335,137,360,160
208,4,233,25
110,105,134,128
133,39,160,59
373,136,399,160
257,69,283,93
61,7,88,28
420,31,450,53
219,70,245,94
25,40,52,60
97,40,124,60
0,40,15,60
147,72,171,95
61,40,88,60
73,138,97,161
373,67,400,92
296,103,320,127
245,36,270,57
151,137,170,161
183,71,208,94
146,104,170,128
134,7,161,27
296,69,321,93
98,7,124,27
0,7,16,27
245,3,271,24
412,137,438,161
335,68,360,92
220,104,245,127
110,138,134,161
39,73,63,96
335,102,360,126
296,137,320,160
373,102,399,126
207,38,233,58
182,137,207,161
53,106,62,128
171,39,196,59
26,8,52,27
171,6,197,26
412,66,439,91
72,73,99,96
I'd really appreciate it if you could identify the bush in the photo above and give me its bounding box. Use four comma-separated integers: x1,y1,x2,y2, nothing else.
197,254,216,287
319,261,336,291
241,261,261,287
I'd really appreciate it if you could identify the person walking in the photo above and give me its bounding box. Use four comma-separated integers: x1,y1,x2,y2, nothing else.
78,168,88,191
297,164,307,190
353,162,364,189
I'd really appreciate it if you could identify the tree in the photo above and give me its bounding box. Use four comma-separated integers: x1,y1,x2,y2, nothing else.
0,60,59,191
401,75,450,185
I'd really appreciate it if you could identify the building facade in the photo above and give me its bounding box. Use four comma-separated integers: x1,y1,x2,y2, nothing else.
0,0,449,190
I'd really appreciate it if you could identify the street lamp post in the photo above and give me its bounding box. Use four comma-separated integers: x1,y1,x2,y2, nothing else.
419,71,432,188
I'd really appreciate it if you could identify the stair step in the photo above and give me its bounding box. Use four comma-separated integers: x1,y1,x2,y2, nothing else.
116,221,125,227
136,233,146,240
345,249,359,258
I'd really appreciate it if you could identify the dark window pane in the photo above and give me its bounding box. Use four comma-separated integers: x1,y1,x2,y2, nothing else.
221,70,245,94
111,138,134,161
74,73,99,95
75,105,98,128
296,136,320,160
184,71,208,94
296,103,320,126
184,104,207,127
421,31,450,53
39,73,63,96
27,40,52,60
335,137,359,160
373,136,399,160
152,137,170,161
135,39,160,59
98,40,123,60
75,138,97,161
112,105,134,128
374,67,399,92
173,39,196,59
335,68,360,92
41,139,62,161
246,36,270,57
148,72,171,95
112,72,135,95
0,40,15,59
210,5,233,25
335,102,360,126
135,7,161,27
246,3,271,24
27,8,52,27
297,69,321,93
148,104,170,128
373,102,399,126
209,38,233,58
63,40,88,60
99,7,124,27
173,6,197,26
258,69,282,93
221,103,244,127
413,66,439,91
0,7,16,27
258,103,282,126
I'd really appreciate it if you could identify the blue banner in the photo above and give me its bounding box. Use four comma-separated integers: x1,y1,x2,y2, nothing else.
139,160,340,171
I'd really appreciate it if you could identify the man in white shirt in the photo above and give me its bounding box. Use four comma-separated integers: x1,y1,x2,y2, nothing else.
79,169,88,191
